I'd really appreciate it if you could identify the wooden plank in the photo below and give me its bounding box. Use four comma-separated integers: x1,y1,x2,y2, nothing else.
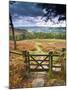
29,54,49,56
49,52,53,73
29,60,49,62
10,51,22,55
30,64,49,66
10,51,59,57
27,52,30,72
30,68,49,72
52,66,61,68
28,54,59,56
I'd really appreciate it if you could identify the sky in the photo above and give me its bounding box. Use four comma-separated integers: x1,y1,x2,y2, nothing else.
9,1,66,27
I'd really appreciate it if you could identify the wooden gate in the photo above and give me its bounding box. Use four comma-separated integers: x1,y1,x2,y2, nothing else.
23,51,54,72
10,49,65,73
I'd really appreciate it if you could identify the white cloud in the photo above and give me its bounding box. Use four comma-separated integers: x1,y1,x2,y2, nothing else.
13,16,66,27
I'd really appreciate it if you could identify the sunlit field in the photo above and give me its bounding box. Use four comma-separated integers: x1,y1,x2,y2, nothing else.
9,39,66,88
9,1,66,89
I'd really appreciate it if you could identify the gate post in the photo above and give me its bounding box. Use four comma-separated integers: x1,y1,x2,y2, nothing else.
27,51,30,73
61,48,66,85
22,51,30,73
22,50,28,71
49,51,53,76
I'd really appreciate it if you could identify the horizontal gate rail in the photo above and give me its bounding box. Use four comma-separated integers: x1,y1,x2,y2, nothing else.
28,54,59,56
52,65,61,68
30,64,49,65
10,51,22,55
29,60,49,61
30,69,49,72
28,54,49,56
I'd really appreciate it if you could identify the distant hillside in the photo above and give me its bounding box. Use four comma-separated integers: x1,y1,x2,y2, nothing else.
9,27,66,40
9,27,34,40
15,27,66,33
9,27,33,36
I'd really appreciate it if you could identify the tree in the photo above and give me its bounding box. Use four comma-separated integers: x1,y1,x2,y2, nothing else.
37,3,66,23
9,1,16,49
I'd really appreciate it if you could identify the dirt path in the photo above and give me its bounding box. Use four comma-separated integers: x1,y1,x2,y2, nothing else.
31,72,47,87
29,42,48,87
35,42,44,53
30,42,47,87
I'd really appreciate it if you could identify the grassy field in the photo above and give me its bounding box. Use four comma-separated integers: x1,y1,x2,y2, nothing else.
9,39,66,88
10,39,65,53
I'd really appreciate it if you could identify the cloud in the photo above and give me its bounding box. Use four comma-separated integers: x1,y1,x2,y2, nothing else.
10,2,66,27
13,16,66,27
